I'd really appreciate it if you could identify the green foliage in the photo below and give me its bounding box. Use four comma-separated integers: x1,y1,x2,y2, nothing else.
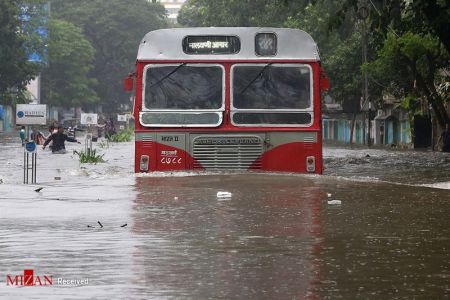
41,19,98,108
328,0,449,127
324,29,365,104
365,31,449,126
0,0,43,104
49,0,168,112
178,0,309,27
97,139,110,149
73,149,105,164
327,0,449,54
107,128,133,143
401,95,421,115
19,0,49,64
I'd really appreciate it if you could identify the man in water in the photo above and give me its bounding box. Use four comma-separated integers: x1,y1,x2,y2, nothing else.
42,125,81,154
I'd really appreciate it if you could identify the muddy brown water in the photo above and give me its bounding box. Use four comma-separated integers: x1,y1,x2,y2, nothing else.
0,133,449,299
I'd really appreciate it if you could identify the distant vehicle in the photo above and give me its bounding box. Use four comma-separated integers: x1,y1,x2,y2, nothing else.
61,118,85,138
125,27,329,173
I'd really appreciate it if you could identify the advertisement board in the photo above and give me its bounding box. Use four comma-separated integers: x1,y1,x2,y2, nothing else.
16,104,47,125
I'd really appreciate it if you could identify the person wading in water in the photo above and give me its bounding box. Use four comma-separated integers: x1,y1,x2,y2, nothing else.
42,125,81,154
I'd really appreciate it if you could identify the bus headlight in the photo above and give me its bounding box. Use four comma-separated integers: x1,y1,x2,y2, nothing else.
306,156,315,173
140,155,149,172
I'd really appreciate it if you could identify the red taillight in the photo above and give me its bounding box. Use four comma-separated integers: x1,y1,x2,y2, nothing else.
140,155,149,172
306,156,315,173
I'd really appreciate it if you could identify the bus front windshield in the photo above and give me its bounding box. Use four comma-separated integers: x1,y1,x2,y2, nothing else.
232,64,311,109
144,64,223,110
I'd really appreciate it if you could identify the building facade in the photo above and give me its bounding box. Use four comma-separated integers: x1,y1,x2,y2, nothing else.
323,96,413,148
158,0,186,24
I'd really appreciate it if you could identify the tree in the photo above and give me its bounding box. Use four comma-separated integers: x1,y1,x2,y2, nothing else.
331,0,449,128
0,0,42,105
365,32,449,127
330,0,450,55
178,0,309,27
49,0,168,112
41,19,98,108
18,0,49,65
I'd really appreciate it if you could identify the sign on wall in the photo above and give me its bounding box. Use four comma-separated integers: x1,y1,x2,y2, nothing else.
80,113,98,125
16,104,47,125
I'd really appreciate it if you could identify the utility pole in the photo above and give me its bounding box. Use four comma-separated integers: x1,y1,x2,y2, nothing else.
359,1,370,146
364,22,371,146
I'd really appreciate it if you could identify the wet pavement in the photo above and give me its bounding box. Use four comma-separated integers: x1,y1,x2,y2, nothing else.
0,132,449,299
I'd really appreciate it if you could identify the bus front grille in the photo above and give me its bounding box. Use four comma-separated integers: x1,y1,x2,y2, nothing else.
192,136,263,170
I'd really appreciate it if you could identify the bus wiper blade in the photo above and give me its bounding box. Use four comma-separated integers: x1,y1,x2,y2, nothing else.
238,63,272,95
149,63,186,88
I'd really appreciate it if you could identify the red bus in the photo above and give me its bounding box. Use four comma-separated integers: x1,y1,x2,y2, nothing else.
124,27,329,173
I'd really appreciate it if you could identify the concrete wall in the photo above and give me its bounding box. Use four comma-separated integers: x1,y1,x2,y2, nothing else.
323,117,411,147
323,118,366,144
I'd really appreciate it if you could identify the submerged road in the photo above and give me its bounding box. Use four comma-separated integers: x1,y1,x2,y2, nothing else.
0,133,449,299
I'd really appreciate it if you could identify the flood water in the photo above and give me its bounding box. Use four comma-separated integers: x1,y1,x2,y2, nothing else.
0,132,449,299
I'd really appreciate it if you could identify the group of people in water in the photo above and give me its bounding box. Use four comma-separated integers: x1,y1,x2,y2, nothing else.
20,123,80,154
19,117,117,154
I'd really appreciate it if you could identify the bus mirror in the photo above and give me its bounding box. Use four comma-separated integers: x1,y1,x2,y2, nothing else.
124,75,134,92
320,74,330,91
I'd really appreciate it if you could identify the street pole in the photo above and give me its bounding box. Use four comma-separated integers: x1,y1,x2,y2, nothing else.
364,28,371,147
359,2,370,146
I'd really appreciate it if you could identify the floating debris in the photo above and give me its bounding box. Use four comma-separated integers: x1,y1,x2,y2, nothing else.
54,177,61,180
120,224,127,228
328,199,342,205
217,191,232,198
217,191,232,201
34,187,44,192
97,221,103,228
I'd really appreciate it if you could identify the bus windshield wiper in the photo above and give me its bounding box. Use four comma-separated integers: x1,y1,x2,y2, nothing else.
238,63,272,95
149,63,186,88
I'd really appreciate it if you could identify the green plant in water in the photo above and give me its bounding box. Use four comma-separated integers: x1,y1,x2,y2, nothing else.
98,139,110,149
107,128,133,142
73,149,105,164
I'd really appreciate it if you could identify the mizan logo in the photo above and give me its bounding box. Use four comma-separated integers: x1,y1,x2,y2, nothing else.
6,269,53,286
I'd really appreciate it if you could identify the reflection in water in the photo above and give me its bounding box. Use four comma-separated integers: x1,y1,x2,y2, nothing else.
1,132,449,299
132,175,323,299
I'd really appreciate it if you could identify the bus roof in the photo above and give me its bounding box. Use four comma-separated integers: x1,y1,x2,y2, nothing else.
137,27,320,61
